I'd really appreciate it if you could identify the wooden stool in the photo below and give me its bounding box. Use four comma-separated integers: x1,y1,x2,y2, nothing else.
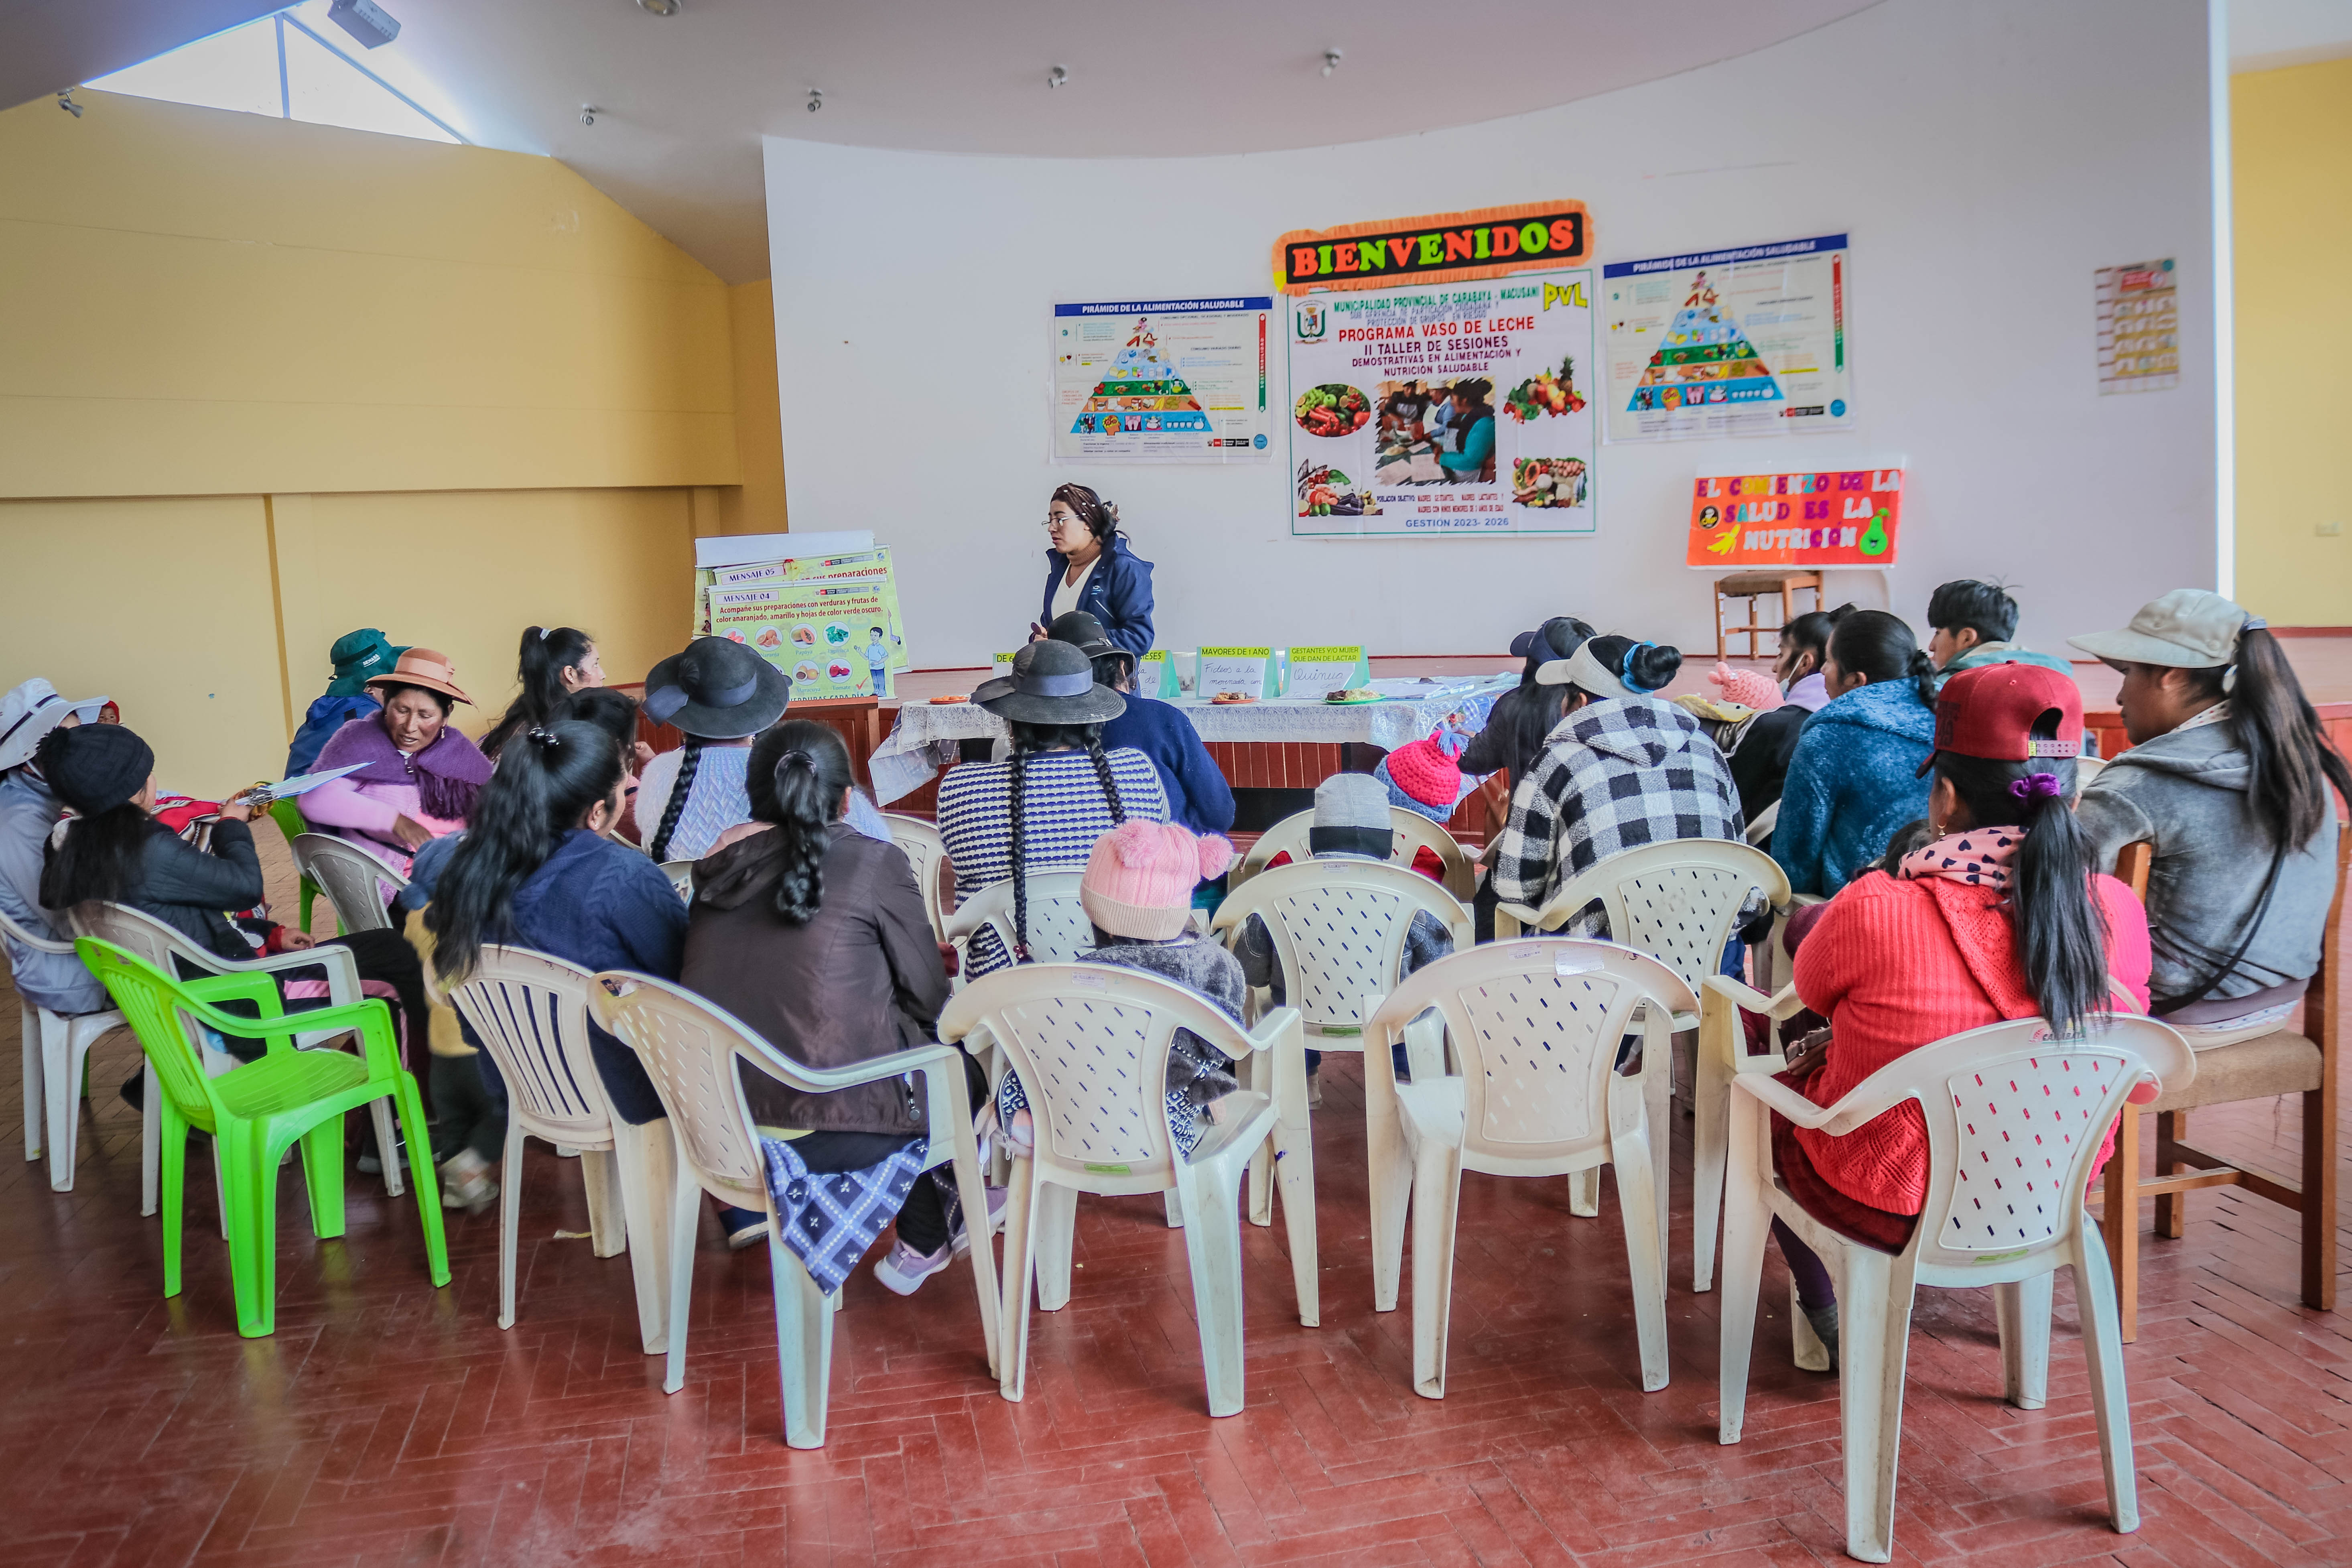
1714,571,1824,660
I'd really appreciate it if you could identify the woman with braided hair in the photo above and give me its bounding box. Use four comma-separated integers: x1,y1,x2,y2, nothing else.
682,721,1000,1279
937,640,1168,979
634,637,793,863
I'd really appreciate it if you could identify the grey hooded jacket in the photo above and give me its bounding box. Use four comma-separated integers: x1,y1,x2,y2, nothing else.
2075,717,2340,1010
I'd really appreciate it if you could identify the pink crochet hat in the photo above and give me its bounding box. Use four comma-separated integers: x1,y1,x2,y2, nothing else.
1081,821,1236,940
1707,661,1781,711
1377,726,1476,823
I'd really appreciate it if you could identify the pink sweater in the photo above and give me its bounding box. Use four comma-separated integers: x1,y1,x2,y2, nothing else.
301,776,462,873
1791,870,2151,1214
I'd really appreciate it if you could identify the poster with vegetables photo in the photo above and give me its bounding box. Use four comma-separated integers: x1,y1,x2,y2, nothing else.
1287,268,1596,536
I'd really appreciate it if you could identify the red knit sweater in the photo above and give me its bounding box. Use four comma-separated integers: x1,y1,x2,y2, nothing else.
1789,870,2152,1214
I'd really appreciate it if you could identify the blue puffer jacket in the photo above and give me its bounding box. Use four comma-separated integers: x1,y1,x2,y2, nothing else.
1042,536,1155,658
1771,679,1937,897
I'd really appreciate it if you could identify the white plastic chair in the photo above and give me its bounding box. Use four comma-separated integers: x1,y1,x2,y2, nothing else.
444,946,676,1351
1,904,127,1192
1362,939,1696,1397
290,832,408,934
1717,1016,2192,1563
1209,857,1472,1222
938,963,1315,1418
1234,805,1476,901
589,971,999,1449
659,860,695,902
944,871,1092,973
1499,838,1788,1235
71,901,407,1211
881,813,951,944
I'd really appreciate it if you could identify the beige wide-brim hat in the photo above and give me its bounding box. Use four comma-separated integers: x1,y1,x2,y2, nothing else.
365,647,474,705
2066,589,2252,669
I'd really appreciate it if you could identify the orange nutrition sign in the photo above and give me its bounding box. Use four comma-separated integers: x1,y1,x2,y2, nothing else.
1686,469,1903,568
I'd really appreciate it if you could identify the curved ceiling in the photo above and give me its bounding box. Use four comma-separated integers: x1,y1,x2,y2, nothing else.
366,0,1889,281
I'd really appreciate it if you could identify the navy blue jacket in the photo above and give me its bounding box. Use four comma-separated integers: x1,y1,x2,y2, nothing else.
1042,536,1155,658
285,692,380,777
504,830,689,1125
1104,694,1234,836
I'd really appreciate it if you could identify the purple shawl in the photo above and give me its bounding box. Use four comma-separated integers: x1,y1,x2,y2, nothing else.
314,714,493,822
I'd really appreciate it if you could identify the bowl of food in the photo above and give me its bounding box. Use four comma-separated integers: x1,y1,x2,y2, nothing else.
1294,384,1369,438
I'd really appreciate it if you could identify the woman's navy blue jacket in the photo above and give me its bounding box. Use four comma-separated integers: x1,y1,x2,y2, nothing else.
1042,536,1155,658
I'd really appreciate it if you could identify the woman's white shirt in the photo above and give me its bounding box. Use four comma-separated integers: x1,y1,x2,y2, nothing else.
1050,557,1097,621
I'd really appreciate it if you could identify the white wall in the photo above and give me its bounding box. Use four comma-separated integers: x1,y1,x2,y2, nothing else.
765,0,2218,668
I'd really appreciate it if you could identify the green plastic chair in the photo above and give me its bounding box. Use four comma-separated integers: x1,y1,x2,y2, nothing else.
75,937,450,1338
268,798,325,935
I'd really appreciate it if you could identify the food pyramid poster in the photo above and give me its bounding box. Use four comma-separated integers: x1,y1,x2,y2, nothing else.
1626,272,1783,413
1073,319,1213,435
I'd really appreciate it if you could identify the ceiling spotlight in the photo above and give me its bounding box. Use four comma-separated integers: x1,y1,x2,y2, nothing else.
806,88,823,113
1322,48,1343,77
580,104,599,126
638,0,681,14
57,89,82,118
1047,65,1068,89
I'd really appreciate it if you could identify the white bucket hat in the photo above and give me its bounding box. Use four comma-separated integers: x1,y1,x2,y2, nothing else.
2067,589,2261,670
0,678,97,772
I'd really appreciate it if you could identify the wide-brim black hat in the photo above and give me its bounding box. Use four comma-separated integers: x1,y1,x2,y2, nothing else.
1045,610,1119,661
977,638,1125,724
642,636,792,739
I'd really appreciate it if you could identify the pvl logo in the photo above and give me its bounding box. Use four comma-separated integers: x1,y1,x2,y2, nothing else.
1294,303,1326,341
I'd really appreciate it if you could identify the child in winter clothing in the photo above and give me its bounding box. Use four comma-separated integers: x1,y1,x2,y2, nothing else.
996,821,1247,1160
1771,610,1938,896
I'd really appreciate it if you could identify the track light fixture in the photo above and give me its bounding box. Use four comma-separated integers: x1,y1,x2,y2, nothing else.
1047,65,1068,89
638,0,681,14
1322,49,1343,77
806,88,823,113
57,89,82,118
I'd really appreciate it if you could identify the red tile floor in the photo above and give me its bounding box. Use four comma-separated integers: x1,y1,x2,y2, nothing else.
4,837,2349,1566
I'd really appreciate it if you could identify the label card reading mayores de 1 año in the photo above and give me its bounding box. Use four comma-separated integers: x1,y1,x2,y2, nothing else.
1281,646,1371,699
1196,648,1280,701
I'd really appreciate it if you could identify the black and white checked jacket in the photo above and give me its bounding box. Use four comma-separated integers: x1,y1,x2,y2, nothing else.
1490,695,1749,937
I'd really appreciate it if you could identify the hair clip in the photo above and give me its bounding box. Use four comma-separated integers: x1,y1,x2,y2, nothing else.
2242,616,2267,633
536,626,552,640
2008,773,2065,802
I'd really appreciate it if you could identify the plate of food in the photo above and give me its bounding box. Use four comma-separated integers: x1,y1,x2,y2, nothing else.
928,694,968,705
1322,687,1383,705
1209,692,1257,705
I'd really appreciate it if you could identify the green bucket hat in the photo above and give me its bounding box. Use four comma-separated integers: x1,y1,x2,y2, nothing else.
326,629,406,697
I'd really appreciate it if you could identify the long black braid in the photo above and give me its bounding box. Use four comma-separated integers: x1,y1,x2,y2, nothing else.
648,737,705,862
1005,721,1125,962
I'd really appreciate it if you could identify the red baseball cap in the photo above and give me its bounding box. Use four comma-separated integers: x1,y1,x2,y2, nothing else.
1915,662,2083,777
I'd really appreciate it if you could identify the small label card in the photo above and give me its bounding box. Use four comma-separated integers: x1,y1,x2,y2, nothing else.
1196,646,1280,700
1137,649,1181,700
1281,644,1371,699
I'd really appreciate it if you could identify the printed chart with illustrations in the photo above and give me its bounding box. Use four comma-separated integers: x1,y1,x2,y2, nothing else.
1603,234,1854,443
1286,268,1596,536
1052,297,1273,463
1684,468,1903,569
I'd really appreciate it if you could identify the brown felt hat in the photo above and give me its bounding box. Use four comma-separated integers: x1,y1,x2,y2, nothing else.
365,648,473,706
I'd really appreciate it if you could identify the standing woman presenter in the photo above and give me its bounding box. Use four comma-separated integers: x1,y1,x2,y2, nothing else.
1033,483,1156,660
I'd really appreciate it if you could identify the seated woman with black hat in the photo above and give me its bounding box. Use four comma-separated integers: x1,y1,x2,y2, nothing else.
636,637,794,864
1048,611,1233,838
305,648,493,878
38,722,432,1080
936,639,1168,979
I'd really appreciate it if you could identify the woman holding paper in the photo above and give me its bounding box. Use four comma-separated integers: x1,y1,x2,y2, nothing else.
1033,484,1156,660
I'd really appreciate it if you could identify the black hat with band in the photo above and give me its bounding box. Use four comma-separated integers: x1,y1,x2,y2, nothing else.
976,638,1125,725
642,636,791,740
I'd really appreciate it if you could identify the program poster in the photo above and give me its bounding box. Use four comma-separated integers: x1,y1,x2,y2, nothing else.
1685,469,1903,569
1053,297,1273,463
2096,258,2178,394
1603,234,1853,443
708,580,900,700
1287,269,1596,537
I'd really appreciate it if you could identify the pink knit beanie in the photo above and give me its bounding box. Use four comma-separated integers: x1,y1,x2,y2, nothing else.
1707,661,1781,711
1081,821,1237,940
1377,726,1475,823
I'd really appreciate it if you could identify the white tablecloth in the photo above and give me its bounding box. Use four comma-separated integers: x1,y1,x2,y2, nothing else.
869,675,1513,804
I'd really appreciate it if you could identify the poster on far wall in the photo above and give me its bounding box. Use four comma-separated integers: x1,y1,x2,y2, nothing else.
1052,297,1273,463
1287,268,1596,537
1602,234,1854,443
1685,468,1903,569
2096,258,2178,394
